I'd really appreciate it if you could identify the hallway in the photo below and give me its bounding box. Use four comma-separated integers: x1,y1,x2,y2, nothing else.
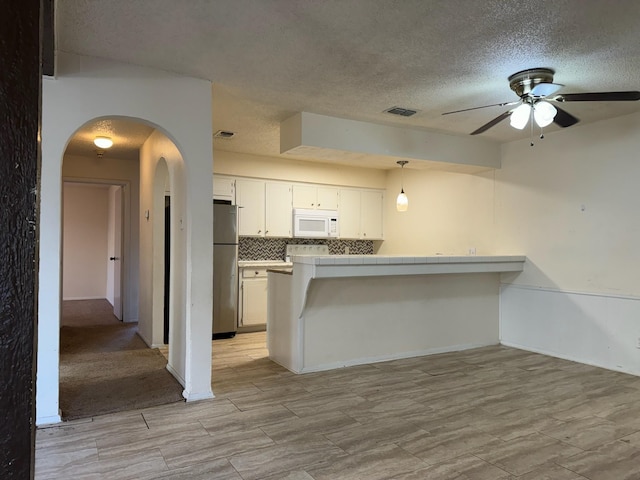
59,299,183,420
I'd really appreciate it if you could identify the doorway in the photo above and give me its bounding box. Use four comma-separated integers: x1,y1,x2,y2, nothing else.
62,180,125,317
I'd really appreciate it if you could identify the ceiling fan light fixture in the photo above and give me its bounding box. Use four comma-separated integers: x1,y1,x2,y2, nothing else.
533,101,557,127
510,104,531,130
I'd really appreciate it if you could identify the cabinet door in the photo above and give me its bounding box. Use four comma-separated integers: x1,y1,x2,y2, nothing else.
360,190,384,239
236,179,265,236
316,186,339,210
292,185,317,209
241,277,268,326
265,182,292,237
338,189,361,239
213,175,235,203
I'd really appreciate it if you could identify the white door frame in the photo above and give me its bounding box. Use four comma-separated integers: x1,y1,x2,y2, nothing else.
62,177,131,320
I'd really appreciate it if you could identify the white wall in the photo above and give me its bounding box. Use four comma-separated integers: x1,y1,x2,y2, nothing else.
138,134,187,371
496,111,640,375
379,168,495,255
62,183,109,300
63,153,140,322
39,52,214,425
302,273,501,372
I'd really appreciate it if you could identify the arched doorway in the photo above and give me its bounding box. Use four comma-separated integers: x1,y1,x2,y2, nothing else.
38,57,214,425
58,117,187,419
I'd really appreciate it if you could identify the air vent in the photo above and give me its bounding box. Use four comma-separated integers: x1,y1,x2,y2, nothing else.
214,130,236,139
385,106,418,117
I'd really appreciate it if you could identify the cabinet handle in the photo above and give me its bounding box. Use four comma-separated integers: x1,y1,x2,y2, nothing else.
257,229,261,234
265,230,269,234
317,203,321,207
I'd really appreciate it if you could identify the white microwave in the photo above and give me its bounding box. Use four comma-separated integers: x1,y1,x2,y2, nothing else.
293,208,339,238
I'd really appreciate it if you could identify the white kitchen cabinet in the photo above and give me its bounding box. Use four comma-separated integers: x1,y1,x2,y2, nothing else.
316,186,339,210
239,268,268,327
265,182,292,237
338,188,384,240
236,179,265,236
338,189,361,239
213,175,235,203
292,185,339,210
360,189,384,239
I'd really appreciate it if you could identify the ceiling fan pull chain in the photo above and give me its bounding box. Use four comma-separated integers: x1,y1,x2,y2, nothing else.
530,106,535,146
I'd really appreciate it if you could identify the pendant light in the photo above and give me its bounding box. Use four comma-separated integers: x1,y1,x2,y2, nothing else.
396,160,409,212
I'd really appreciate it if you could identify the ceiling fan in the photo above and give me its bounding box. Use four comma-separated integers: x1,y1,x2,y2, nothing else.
443,68,640,137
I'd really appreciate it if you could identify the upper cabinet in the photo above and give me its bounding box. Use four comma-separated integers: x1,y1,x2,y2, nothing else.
213,175,235,203
265,182,292,237
292,185,339,210
338,188,384,240
229,175,384,240
360,189,384,240
236,179,293,238
236,179,265,236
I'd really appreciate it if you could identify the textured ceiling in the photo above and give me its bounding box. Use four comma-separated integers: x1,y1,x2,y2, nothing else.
65,118,154,161
56,0,640,169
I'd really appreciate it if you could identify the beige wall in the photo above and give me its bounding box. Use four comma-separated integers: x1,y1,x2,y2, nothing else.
379,168,495,255
62,183,109,299
496,110,640,297
214,150,386,189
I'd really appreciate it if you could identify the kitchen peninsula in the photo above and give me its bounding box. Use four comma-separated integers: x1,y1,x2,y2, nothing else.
267,255,526,373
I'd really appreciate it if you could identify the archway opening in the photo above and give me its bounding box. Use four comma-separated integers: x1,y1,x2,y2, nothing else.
58,116,185,420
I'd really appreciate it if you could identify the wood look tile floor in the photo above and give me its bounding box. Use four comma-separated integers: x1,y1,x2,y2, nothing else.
36,333,640,479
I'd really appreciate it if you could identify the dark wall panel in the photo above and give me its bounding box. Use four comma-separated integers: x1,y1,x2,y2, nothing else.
0,0,41,478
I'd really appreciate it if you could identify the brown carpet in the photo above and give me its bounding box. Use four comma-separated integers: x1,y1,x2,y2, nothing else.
60,303,184,420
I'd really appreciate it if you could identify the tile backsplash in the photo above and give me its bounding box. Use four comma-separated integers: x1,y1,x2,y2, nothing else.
239,237,374,261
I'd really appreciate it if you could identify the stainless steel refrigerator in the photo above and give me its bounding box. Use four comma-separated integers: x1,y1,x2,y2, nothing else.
213,201,238,338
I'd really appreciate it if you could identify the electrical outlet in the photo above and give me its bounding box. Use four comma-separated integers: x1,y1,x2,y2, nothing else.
468,247,476,256
344,246,350,255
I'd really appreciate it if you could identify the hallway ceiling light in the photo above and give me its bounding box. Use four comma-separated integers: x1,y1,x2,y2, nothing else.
396,160,409,212
93,136,113,149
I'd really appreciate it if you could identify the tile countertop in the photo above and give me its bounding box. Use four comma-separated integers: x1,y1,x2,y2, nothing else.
238,260,293,268
288,254,527,279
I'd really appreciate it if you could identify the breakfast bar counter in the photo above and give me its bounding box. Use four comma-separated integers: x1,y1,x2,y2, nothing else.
267,255,526,374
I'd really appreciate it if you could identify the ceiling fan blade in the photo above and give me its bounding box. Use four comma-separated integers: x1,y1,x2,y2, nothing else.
553,91,640,102
442,101,518,116
530,82,564,97
553,106,579,128
470,110,512,135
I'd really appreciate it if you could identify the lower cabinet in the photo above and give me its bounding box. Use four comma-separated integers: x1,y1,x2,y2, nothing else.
238,267,268,328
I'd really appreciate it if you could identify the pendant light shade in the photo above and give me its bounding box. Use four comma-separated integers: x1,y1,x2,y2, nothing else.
396,190,408,212
396,160,409,212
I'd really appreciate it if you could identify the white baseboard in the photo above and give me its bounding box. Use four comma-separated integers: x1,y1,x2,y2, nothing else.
182,390,215,402
62,296,104,301
166,362,185,387
299,342,498,374
36,413,62,426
